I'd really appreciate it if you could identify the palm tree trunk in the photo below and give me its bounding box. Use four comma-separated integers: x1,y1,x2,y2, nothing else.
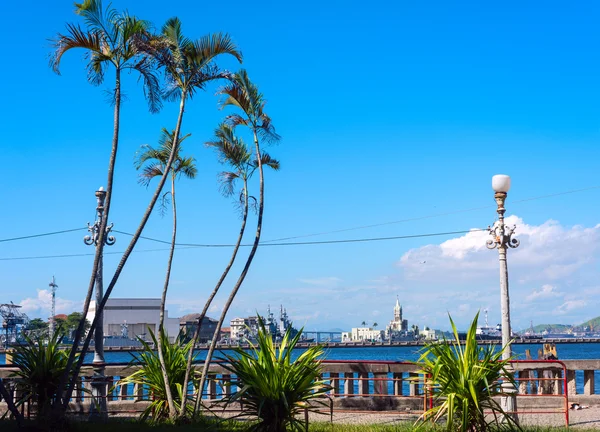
178,184,249,418
0,380,24,426
195,131,264,414
156,173,178,418
55,68,122,410
60,91,188,411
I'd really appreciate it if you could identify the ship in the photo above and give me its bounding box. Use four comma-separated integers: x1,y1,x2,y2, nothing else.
475,310,503,341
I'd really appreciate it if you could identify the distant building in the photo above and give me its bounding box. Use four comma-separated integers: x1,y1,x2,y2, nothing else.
87,298,179,342
230,317,246,341
179,314,218,343
342,327,384,342
420,327,436,340
386,297,409,340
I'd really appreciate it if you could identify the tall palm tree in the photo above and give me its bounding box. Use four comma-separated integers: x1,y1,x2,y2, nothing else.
195,70,280,414
178,124,279,416
135,128,196,415
66,19,243,418
50,0,161,412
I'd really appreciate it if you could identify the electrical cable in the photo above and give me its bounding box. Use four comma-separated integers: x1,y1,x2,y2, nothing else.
0,227,87,243
0,228,486,261
259,185,600,243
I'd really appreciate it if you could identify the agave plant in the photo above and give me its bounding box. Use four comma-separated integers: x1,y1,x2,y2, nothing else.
415,312,520,432
10,331,75,420
117,328,197,422
219,318,331,432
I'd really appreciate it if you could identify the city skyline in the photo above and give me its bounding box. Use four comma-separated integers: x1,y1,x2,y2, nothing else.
1,0,599,332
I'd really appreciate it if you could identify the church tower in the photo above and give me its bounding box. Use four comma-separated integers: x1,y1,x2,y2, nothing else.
394,296,402,322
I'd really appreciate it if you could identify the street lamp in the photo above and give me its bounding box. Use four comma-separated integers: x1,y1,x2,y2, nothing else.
84,186,115,419
486,174,519,422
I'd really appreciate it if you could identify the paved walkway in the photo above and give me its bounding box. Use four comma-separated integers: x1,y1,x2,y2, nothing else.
302,407,600,429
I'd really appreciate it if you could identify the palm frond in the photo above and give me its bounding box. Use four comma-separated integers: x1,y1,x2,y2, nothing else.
74,0,116,44
175,156,197,180
190,32,242,68
131,56,162,113
218,318,330,431
218,171,240,197
253,152,280,171
50,23,102,74
138,162,165,187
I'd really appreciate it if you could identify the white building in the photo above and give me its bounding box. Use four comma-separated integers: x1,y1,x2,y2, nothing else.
230,317,246,341
87,298,180,342
386,297,408,340
342,327,384,342
420,327,437,340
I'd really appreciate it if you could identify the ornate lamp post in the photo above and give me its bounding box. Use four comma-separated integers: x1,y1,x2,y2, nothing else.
84,186,115,419
486,174,519,422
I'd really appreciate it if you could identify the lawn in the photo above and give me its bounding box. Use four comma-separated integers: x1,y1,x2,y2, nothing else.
0,419,591,432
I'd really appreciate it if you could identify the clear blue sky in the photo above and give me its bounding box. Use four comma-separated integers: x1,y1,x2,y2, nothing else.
1,0,599,332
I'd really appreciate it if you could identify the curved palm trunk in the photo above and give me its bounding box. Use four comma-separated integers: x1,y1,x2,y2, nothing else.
195,131,264,414
0,380,24,426
156,173,178,418
56,68,122,410
178,184,249,418
60,93,188,411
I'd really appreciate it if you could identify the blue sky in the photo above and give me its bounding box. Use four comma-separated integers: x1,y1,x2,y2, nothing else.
1,1,599,332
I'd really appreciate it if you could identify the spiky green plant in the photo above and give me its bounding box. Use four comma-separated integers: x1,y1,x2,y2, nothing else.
10,331,76,419
219,318,331,432
415,312,520,432
117,329,197,422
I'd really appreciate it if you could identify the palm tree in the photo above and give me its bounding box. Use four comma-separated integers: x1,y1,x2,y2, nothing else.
373,322,378,329
361,321,367,327
195,69,280,414
60,19,242,416
50,0,161,412
135,128,196,416
178,123,279,416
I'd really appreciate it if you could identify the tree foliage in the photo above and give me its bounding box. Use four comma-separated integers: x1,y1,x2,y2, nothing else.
117,329,198,422
415,312,520,432
219,318,331,432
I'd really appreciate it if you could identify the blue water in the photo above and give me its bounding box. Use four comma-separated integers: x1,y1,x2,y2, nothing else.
2,342,600,364
2,343,599,397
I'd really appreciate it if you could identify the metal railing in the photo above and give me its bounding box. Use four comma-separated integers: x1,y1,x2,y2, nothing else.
0,359,583,426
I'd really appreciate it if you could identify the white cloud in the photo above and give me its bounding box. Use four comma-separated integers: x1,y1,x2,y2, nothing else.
525,284,562,302
399,216,600,283
555,300,587,315
393,216,600,329
19,289,80,317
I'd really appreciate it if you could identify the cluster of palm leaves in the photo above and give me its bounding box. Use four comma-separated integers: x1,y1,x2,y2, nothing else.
8,331,76,420
44,0,280,423
415,312,520,432
117,329,198,422
218,318,331,432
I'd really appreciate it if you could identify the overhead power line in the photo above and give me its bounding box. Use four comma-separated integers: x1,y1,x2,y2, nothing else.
260,185,600,243
0,228,486,261
0,184,598,248
0,227,87,243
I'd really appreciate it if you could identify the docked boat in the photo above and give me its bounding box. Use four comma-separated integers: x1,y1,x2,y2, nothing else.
476,310,502,341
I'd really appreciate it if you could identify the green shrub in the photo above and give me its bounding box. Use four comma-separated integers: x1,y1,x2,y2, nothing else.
117,329,197,422
10,331,75,419
415,312,520,432
219,318,331,432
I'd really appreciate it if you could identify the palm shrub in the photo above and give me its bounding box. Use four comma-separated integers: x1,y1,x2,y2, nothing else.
10,331,75,420
219,318,331,432
415,312,520,432
117,329,197,422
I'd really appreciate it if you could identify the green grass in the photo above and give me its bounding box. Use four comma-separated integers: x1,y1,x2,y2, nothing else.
0,419,592,432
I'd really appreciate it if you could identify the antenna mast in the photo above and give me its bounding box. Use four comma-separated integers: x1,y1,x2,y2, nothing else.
49,276,58,338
